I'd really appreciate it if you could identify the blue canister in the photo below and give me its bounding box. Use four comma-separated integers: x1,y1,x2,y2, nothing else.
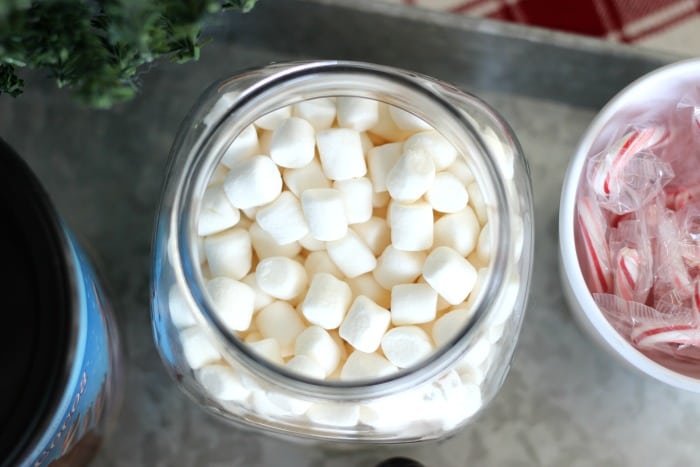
0,139,123,467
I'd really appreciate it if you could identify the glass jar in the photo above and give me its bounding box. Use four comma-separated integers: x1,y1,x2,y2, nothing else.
151,61,533,442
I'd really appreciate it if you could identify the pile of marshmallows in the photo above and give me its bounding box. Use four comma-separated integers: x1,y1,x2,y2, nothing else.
171,96,495,425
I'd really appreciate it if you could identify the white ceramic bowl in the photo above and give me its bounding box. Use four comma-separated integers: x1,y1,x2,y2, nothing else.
559,57,700,393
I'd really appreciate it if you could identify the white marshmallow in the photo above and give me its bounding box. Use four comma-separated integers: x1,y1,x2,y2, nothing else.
249,223,302,259
476,222,491,264
221,125,258,168
336,97,379,131
403,131,458,171
316,128,367,180
347,273,391,309
265,390,312,416
242,206,258,220
433,207,480,256
369,103,411,141
340,350,398,380
251,390,293,418
461,335,492,368
373,245,425,289
339,296,391,353
294,326,342,376
489,271,520,326
204,228,251,280
432,308,472,347
269,117,316,168
360,131,374,154
467,181,488,225
423,247,478,305
301,188,348,241
206,277,255,331
196,364,250,402
391,283,438,325
208,164,229,186
256,302,305,357
254,106,292,130
293,97,336,131
256,191,309,245
304,250,343,279
425,172,469,213
256,257,308,300
447,157,475,185
285,355,326,380
327,230,377,278
180,327,221,369
283,160,331,197
248,337,283,365
465,268,488,310
367,142,403,192
299,233,325,251
352,217,390,256
381,326,434,368
168,284,196,328
198,184,241,236
241,273,273,311
224,155,282,209
333,177,373,224
388,201,433,251
386,149,436,203
306,402,360,427
300,273,353,329
388,106,432,132
482,125,514,180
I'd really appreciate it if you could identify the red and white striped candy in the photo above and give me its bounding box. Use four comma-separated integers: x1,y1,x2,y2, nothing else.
657,214,693,299
577,196,612,294
664,185,700,211
631,323,700,349
591,126,669,197
614,247,639,301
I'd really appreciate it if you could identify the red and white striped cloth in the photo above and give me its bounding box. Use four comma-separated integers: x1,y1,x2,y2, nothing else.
389,0,700,55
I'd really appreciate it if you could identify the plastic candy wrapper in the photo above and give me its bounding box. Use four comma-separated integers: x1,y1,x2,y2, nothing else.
576,195,612,294
608,219,653,303
653,210,694,306
677,203,700,268
677,86,700,134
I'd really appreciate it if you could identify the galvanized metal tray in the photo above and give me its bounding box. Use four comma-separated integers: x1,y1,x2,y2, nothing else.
0,1,692,465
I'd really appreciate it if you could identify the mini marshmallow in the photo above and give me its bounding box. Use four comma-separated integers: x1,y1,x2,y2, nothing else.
367,142,403,192
360,131,374,154
423,247,478,305
293,97,336,131
242,206,258,220
391,283,438,325
316,128,367,180
198,184,241,236
256,302,305,357
283,160,331,197
339,296,391,353
476,222,491,264
206,277,255,331
196,364,250,402
304,250,344,279
208,164,229,186
249,223,302,259
301,188,348,241
381,326,434,368
299,233,325,251
336,97,379,131
467,181,488,225
347,273,391,308
340,350,398,380
306,402,360,427
224,155,282,209
388,106,433,132
403,131,458,171
254,106,292,130
248,337,283,365
460,335,492,368
221,125,258,168
294,326,342,376
482,125,514,180
432,308,472,347
285,355,326,380
373,245,426,289
488,271,520,326
433,207,480,257
333,177,373,224
386,149,436,203
300,273,353,329
327,230,377,278
204,228,251,280
425,172,469,213
180,327,221,369
256,191,309,245
388,201,433,251
256,257,308,300
447,157,475,185
369,103,411,141
168,284,196,328
266,390,313,416
270,117,316,168
352,217,390,256
251,390,294,418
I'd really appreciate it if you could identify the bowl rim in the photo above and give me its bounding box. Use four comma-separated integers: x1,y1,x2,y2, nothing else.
559,56,700,392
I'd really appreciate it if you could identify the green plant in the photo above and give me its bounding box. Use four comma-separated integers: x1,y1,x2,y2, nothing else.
0,0,257,108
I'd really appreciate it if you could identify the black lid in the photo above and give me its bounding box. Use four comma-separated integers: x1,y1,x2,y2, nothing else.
0,138,72,465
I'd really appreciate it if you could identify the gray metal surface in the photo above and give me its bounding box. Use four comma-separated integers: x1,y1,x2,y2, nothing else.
1,1,695,465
